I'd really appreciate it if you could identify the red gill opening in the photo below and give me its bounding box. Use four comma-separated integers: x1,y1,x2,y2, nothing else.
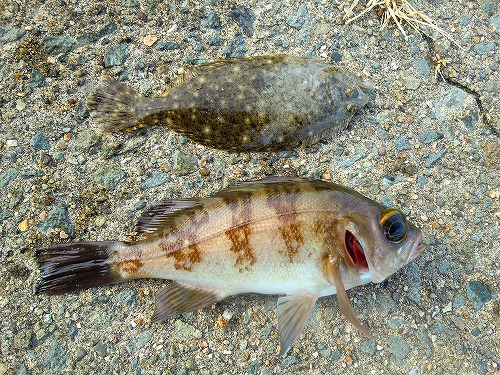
345,231,369,271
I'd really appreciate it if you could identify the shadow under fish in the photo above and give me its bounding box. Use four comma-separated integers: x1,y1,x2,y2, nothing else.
36,178,425,355
88,54,373,152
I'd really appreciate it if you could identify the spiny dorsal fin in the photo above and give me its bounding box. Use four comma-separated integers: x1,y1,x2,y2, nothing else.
152,281,224,321
277,293,317,356
133,199,200,237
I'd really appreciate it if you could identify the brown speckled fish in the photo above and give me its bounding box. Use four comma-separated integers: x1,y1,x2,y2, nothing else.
88,54,372,152
36,178,424,355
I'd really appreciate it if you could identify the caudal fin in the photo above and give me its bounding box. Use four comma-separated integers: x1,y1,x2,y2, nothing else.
36,241,123,295
88,78,149,133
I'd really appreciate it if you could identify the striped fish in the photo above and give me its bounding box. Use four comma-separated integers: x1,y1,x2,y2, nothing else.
37,178,425,355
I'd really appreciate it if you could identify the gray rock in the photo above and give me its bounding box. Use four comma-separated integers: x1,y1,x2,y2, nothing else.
418,131,443,144
94,342,108,357
395,136,411,150
93,164,125,190
104,44,129,67
0,27,25,45
434,87,469,121
413,59,430,77
460,15,472,26
388,335,411,361
461,111,478,131
141,171,171,189
174,320,202,340
340,150,366,169
0,168,19,188
490,11,500,28
116,288,137,306
425,150,446,168
73,129,102,153
466,280,492,310
155,41,181,50
230,6,256,37
173,150,198,176
31,133,51,150
44,340,67,371
375,293,397,316
401,73,422,90
29,69,45,87
127,330,153,352
77,23,117,44
474,42,495,54
202,12,221,29
406,263,422,306
416,328,433,356
39,205,75,237
246,359,263,373
286,4,310,29
223,35,247,58
41,36,76,55
362,339,376,356
281,356,298,368
207,34,223,46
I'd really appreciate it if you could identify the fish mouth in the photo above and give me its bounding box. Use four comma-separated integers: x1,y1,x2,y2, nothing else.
407,232,426,264
345,230,369,272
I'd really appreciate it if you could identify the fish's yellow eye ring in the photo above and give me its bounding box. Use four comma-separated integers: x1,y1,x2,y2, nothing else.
380,208,407,243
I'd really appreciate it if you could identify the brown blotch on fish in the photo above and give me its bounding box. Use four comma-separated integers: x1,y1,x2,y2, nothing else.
119,259,144,276
278,222,305,262
225,224,256,271
165,243,202,272
88,54,372,152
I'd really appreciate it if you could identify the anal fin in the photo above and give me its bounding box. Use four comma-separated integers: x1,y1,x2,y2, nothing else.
277,293,317,356
152,281,224,322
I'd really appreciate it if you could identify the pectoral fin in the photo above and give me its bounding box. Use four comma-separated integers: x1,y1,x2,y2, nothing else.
276,293,317,356
323,253,373,338
152,281,224,322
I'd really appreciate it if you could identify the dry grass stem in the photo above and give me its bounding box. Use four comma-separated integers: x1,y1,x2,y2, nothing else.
340,0,460,47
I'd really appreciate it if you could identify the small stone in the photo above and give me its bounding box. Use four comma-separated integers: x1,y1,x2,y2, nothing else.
388,335,411,361
41,36,76,55
474,42,495,54
0,27,25,45
406,263,422,306
73,129,102,153
202,12,221,29
93,164,125,190
15,99,26,111
18,219,29,232
104,44,129,67
286,4,310,29
143,35,157,46
401,73,421,90
29,69,45,87
116,289,137,306
395,136,411,151
229,6,256,37
173,150,198,176
340,150,366,169
375,293,397,316
425,150,446,168
490,11,500,28
281,356,298,368
174,320,202,340
31,133,51,150
413,58,430,77
362,339,376,356
155,41,180,50
418,131,443,144
39,205,75,237
6,139,17,147
44,340,67,371
0,168,19,187
141,171,170,189
94,342,108,357
466,280,492,310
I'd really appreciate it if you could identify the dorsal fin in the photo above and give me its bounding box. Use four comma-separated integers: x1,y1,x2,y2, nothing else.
133,199,200,237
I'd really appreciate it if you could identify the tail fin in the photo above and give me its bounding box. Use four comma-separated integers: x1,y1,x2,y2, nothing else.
87,78,149,133
36,241,123,295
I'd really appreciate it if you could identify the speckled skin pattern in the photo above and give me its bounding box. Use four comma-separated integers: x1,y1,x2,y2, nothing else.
89,55,371,152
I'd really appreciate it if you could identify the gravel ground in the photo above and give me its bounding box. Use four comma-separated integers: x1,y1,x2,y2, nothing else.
1,1,498,374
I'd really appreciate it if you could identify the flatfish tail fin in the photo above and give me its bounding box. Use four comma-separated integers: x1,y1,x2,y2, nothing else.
35,241,124,295
88,78,153,133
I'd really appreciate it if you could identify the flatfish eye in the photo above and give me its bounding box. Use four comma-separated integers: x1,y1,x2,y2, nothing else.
380,208,407,243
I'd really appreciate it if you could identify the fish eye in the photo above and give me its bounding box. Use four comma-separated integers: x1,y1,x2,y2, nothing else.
380,208,407,243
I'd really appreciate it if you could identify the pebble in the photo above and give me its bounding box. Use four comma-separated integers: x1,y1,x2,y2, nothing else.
229,6,255,37
94,342,108,357
174,320,202,340
44,340,67,371
141,171,171,189
74,129,102,153
362,339,376,356
5,139,17,147
41,36,76,55
92,164,125,190
154,41,180,50
173,150,198,176
0,27,25,45
0,168,19,187
29,69,45,87
466,280,492,310
127,330,153,352
15,99,25,111
474,42,495,54
104,43,129,67
434,87,469,121
286,4,310,29
281,356,298,369
18,219,29,232
401,73,421,90
461,111,478,131
31,133,51,150
223,35,247,58
388,335,411,362
39,205,75,237
246,359,263,373
418,131,443,144
395,136,411,151
375,293,397,316
202,12,221,30
413,58,430,77
490,11,500,28
340,150,366,169
116,288,137,306
416,329,433,356
425,150,446,168
405,263,423,306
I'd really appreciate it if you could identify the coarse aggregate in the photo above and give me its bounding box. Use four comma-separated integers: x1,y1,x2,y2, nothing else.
0,0,498,374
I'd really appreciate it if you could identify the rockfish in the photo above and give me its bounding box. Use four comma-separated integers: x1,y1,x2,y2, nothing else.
88,54,372,152
37,178,425,355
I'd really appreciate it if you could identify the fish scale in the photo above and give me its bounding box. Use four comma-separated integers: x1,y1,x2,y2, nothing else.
36,178,425,355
